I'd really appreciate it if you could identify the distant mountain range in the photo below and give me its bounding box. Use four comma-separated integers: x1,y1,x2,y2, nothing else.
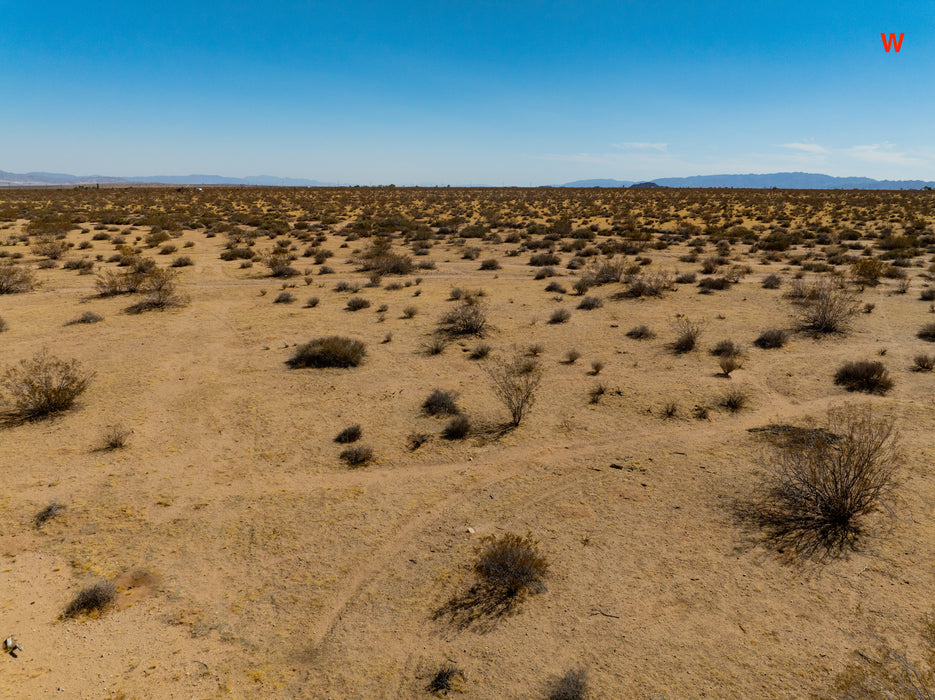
560,172,935,189
2,169,934,190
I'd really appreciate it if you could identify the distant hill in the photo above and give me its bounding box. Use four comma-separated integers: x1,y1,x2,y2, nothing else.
561,172,935,189
0,170,335,187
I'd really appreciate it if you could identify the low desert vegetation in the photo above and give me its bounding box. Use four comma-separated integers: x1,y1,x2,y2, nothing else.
427,664,465,696
547,668,591,700
442,414,471,439
792,279,860,334
626,324,655,339
0,262,36,294
286,336,367,368
334,424,362,443
100,424,130,450
339,444,373,467
63,580,117,618
34,501,65,528
438,296,488,336
485,350,543,427
474,532,549,602
65,311,104,325
834,360,894,395
740,404,900,560
671,317,704,353
422,389,460,416
754,329,788,349
548,308,571,324
1,352,93,421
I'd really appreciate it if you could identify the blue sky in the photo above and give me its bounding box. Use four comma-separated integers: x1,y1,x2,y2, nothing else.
2,1,932,184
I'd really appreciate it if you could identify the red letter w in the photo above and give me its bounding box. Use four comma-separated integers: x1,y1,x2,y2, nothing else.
881,32,904,52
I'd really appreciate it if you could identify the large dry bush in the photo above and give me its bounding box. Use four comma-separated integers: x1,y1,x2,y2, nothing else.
0,262,36,294
485,350,542,426
286,336,367,368
474,532,549,600
1,352,93,420
125,267,188,313
438,296,488,336
742,404,900,560
793,278,860,334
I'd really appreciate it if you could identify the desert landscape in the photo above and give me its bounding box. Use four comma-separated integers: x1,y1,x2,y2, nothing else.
2,185,935,698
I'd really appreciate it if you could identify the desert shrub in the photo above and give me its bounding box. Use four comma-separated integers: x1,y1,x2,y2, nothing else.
334,280,359,293
675,271,697,284
65,311,104,326
407,432,430,451
834,360,894,394
64,581,116,618
266,253,299,278
918,323,935,342
719,353,743,376
125,268,187,313
402,305,417,318
485,350,542,426
548,308,571,324
0,263,36,294
100,424,130,450
710,339,742,357
274,291,295,304
158,244,177,255
920,288,935,302
469,343,491,360
577,296,603,310
564,349,581,364
626,324,655,339
442,414,471,439
671,317,704,353
474,532,548,600
588,382,607,404
334,424,362,443
535,266,557,280
719,386,748,411
170,255,193,267
479,258,500,270
762,273,782,289
572,278,590,295
590,360,603,375
422,389,460,416
422,336,448,355
0,316,6,332
529,252,560,266
305,296,320,308
34,501,65,528
438,297,487,336
345,296,371,311
851,257,889,286
698,276,732,292
754,329,788,349
544,281,566,294
1,352,93,420
526,344,544,357
427,664,464,695
340,444,373,466
914,354,935,372
624,270,675,298
287,336,366,368
794,279,859,334
548,668,590,700
741,404,900,560
318,265,334,274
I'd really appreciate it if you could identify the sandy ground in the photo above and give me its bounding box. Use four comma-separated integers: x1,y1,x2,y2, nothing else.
1,188,934,698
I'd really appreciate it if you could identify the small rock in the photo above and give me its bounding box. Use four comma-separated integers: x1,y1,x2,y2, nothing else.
466,527,475,534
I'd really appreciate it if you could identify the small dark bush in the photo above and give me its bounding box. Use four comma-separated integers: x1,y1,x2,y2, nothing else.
626,324,655,339
402,305,418,318
671,318,704,353
754,329,788,349
0,316,6,333
590,360,603,375
920,288,935,302
913,354,935,372
34,501,65,528
100,425,130,450
548,668,590,700
274,291,295,304
588,382,607,404
675,272,697,284
423,389,460,416
834,360,894,394
549,308,571,324
577,296,603,310
287,336,366,368
438,298,487,336
469,343,491,360
345,296,371,311
719,353,743,376
340,444,373,467
305,296,320,308
65,311,104,326
719,386,748,411
564,349,581,364
474,532,548,599
334,424,362,443
529,252,560,266
423,336,448,355
427,664,464,695
535,266,557,280
170,255,193,267
479,258,500,270
442,414,471,439
918,323,935,342
64,581,116,618
545,281,566,294
710,339,742,357
762,274,782,289
407,432,430,451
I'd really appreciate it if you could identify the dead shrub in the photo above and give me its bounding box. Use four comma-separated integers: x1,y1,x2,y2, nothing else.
0,263,36,294
334,424,362,443
719,353,744,376
474,532,548,600
100,424,130,450
438,297,488,336
626,324,655,339
793,278,860,334
442,414,471,439
671,317,704,353
754,329,788,349
913,354,935,372
65,311,104,326
287,336,366,368
427,664,464,695
34,501,65,528
1,352,93,420
340,444,373,466
423,389,460,416
740,404,900,560
548,668,591,700
549,308,571,324
719,386,748,411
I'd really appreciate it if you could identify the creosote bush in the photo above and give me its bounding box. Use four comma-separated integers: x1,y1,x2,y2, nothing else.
834,360,894,395
422,389,460,416
754,329,788,349
334,424,362,443
474,532,548,600
64,581,117,618
287,336,366,368
442,414,471,439
793,278,859,334
671,317,704,353
548,668,591,700
741,404,901,560
0,263,37,294
1,352,93,420
438,296,488,336
340,444,373,467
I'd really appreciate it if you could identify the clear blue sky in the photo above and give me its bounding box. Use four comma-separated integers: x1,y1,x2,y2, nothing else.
2,1,932,184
